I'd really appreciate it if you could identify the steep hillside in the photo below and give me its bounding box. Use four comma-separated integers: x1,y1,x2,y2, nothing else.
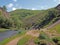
10,9,42,29
9,4,60,30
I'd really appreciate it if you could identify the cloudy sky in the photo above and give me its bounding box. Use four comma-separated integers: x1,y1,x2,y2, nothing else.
0,0,60,11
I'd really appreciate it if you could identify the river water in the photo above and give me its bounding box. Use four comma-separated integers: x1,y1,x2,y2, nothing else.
0,30,19,42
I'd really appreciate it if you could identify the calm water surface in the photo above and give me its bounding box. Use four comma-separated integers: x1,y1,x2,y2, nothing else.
0,30,19,42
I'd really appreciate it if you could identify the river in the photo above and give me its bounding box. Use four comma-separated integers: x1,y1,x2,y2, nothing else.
0,30,19,42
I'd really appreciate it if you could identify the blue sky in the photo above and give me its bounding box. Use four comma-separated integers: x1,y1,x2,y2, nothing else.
0,0,60,11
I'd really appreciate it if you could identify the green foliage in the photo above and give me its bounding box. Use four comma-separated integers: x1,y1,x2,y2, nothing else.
34,38,40,44
52,37,60,45
0,13,13,29
39,34,47,39
39,32,49,40
0,17,13,29
3,5,7,11
52,38,59,43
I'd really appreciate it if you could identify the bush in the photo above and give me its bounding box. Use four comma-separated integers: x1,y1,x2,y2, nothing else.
34,38,40,44
52,38,59,43
39,34,47,39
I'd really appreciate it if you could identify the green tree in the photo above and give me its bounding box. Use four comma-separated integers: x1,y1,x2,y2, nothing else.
3,6,7,11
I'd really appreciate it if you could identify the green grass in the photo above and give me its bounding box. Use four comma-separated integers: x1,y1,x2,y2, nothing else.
50,24,60,33
17,35,32,45
0,30,26,45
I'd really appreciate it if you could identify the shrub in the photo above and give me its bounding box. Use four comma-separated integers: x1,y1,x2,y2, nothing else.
39,34,47,39
52,38,59,43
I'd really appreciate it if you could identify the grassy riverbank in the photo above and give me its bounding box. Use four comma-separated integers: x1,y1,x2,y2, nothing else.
0,28,9,32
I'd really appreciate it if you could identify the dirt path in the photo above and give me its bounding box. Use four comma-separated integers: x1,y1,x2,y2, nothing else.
6,36,24,45
26,30,39,37
47,20,60,29
6,30,39,45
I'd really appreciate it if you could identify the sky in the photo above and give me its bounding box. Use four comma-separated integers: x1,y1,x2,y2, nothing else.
0,0,60,11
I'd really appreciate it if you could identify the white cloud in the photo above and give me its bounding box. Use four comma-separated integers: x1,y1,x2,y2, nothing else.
7,3,13,8
12,7,17,10
31,8,36,10
13,0,17,2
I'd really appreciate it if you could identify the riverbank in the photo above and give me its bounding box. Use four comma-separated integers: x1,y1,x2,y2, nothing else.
0,28,9,32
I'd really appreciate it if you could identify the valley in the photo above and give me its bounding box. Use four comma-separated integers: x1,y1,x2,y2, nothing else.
0,4,60,45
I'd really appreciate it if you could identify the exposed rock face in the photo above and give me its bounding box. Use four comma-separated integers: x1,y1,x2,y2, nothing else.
0,7,10,19
56,4,60,18
56,4,60,10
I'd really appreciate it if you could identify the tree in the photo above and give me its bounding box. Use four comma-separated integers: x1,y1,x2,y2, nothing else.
3,5,7,11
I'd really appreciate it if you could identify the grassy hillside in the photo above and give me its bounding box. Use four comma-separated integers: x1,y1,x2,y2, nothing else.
10,7,60,30
10,9,41,20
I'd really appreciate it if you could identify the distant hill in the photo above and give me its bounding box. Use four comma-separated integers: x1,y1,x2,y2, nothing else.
10,9,41,20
